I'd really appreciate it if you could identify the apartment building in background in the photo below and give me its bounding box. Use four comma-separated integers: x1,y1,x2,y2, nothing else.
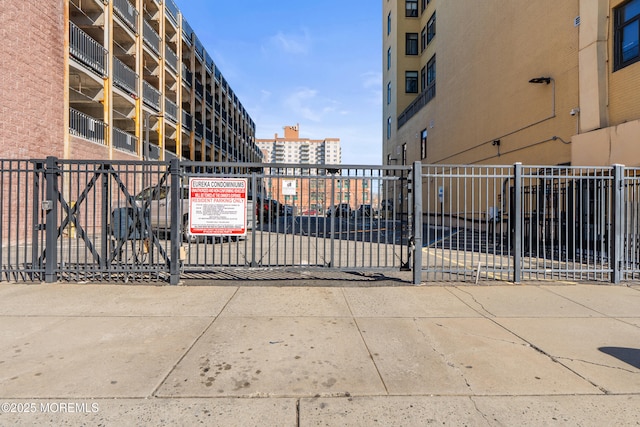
0,0,261,163
256,124,341,165
256,125,371,213
383,0,640,167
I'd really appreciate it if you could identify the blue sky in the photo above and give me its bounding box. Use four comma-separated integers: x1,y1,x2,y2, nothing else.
175,1,382,165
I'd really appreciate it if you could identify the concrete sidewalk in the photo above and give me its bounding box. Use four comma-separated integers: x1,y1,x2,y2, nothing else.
0,282,638,426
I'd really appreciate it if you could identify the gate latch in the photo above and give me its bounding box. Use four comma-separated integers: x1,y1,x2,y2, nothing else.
41,200,54,211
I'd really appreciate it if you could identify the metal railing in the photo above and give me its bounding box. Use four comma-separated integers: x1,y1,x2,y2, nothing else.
164,98,177,123
69,22,108,77
113,0,138,33
143,19,160,55
3,160,640,285
164,46,178,73
113,57,138,96
69,108,107,145
182,16,193,43
194,80,203,99
165,0,179,26
194,120,203,138
398,83,436,129
412,163,637,284
182,111,192,131
142,81,161,111
182,64,192,87
112,127,137,154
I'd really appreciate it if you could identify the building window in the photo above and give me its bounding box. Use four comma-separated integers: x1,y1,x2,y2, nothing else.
421,0,427,13
406,33,419,55
420,129,427,159
615,0,640,70
406,0,418,17
427,54,436,93
427,12,436,44
402,143,407,165
387,47,391,70
420,66,426,92
387,82,391,104
421,27,427,52
387,12,391,35
405,71,418,93
387,117,392,139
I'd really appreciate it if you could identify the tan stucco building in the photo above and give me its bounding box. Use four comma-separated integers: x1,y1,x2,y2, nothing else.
384,0,640,167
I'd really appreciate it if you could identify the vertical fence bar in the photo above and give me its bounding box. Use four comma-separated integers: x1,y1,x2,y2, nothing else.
44,157,59,283
169,158,180,285
611,164,624,284
412,161,423,284
513,162,522,283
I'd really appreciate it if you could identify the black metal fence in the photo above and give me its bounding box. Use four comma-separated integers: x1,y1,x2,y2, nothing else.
1,158,639,284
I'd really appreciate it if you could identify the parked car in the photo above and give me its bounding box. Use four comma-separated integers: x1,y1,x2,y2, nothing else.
353,204,376,218
326,203,352,218
256,198,283,222
379,199,394,216
283,204,295,216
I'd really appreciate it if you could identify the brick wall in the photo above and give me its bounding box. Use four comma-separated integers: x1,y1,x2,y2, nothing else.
0,0,65,159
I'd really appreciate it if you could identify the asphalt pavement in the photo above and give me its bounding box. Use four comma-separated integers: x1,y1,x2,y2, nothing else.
0,281,639,426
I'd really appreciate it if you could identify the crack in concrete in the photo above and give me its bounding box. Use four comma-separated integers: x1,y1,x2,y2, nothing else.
553,356,640,375
413,318,475,393
449,287,496,317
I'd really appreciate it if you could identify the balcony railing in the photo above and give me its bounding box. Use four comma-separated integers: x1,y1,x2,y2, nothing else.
193,35,204,61
182,111,192,131
113,0,138,33
182,16,193,43
205,91,213,107
113,56,138,97
194,120,203,138
69,22,108,77
165,98,178,123
113,127,137,154
69,108,107,145
194,80,203,99
165,0,179,26
142,19,160,55
397,82,436,129
182,64,192,87
165,46,178,72
142,81,161,111
205,127,213,143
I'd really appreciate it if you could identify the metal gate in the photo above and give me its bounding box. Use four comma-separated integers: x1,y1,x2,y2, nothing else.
413,163,634,283
0,158,411,284
178,161,412,277
2,158,639,284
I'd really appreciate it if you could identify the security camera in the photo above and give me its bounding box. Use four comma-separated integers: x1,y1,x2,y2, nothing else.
570,108,580,116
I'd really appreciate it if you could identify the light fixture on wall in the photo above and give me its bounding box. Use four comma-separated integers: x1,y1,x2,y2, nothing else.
528,77,551,84
528,76,555,117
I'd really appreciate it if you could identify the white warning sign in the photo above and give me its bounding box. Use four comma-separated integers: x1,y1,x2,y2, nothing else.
188,178,247,236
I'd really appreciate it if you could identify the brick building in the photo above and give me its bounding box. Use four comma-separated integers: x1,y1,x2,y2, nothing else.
0,0,260,163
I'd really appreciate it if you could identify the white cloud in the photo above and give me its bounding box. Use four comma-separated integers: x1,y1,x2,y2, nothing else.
360,71,381,89
284,88,340,122
269,29,311,55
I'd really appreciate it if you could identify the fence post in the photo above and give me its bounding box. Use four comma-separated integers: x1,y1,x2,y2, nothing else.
169,158,180,285
44,156,59,283
513,162,522,284
611,164,624,284
412,162,423,284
